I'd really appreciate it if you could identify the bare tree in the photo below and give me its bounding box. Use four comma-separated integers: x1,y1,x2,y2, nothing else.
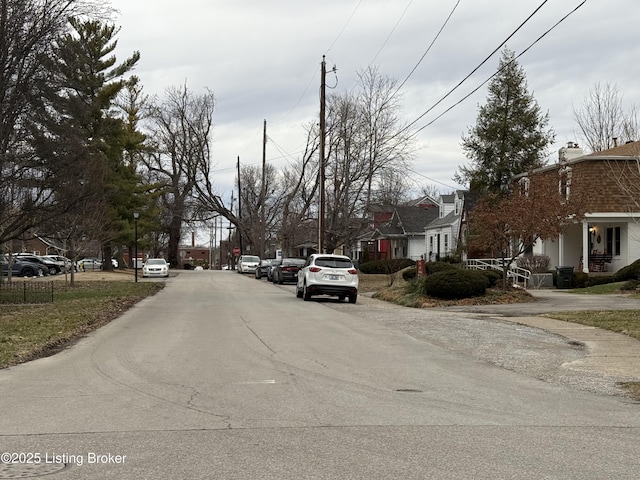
321,66,415,253
141,84,215,266
573,82,639,153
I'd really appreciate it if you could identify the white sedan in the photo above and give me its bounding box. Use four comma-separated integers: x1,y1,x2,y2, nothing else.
142,258,170,278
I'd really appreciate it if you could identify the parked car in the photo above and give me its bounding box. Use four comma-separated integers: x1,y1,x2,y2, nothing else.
237,255,260,274
254,259,272,279
42,255,72,273
14,254,60,275
142,258,169,278
296,253,359,303
267,259,281,282
1,256,43,277
272,258,306,284
77,258,103,271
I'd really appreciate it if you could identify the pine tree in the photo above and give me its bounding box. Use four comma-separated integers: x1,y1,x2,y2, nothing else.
455,48,555,196
34,18,142,271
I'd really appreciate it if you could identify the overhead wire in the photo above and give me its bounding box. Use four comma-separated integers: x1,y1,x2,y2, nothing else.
410,0,588,137
400,0,552,136
369,0,415,65
392,0,461,98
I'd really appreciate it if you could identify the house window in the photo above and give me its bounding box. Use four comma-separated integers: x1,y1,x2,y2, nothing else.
429,236,433,252
606,227,621,256
558,167,572,200
444,234,449,253
519,177,530,196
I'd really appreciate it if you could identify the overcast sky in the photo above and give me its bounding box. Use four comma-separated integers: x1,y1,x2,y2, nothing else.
109,0,640,200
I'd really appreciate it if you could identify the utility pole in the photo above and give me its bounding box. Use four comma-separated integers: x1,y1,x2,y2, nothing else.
236,156,243,254
318,56,326,254
261,119,267,258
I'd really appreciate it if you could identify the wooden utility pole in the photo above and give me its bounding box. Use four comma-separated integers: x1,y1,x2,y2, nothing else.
261,119,267,258
318,56,326,254
236,156,243,254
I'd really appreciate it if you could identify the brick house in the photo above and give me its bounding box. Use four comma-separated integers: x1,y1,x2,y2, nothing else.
516,141,640,273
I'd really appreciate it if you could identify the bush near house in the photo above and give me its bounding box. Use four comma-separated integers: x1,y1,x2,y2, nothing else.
426,261,457,275
359,258,415,275
422,269,490,299
402,268,417,281
613,259,640,282
478,269,502,287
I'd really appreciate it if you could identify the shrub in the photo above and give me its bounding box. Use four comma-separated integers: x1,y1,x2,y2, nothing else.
585,275,617,287
478,269,502,287
402,268,417,281
613,259,640,282
423,269,490,299
425,261,457,275
621,279,640,291
572,271,588,288
516,254,551,274
359,258,415,275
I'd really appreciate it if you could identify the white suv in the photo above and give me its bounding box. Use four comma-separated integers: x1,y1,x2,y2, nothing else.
296,254,359,303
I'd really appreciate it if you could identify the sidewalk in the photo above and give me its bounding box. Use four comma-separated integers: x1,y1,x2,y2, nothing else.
446,289,640,380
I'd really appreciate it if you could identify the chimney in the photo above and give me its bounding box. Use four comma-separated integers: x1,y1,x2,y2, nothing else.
192,231,195,247
613,137,618,147
558,141,583,163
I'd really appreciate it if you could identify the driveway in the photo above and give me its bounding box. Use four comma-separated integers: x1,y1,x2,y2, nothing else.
442,288,640,316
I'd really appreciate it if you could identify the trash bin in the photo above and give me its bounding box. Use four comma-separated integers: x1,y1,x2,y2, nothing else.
556,266,573,289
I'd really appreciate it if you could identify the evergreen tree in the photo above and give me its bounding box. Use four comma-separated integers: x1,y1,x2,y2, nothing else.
37,18,142,269
455,48,554,196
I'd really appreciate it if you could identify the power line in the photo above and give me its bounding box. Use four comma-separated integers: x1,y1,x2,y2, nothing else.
369,0,415,65
410,0,588,137
401,0,552,135
393,0,461,97
325,0,363,55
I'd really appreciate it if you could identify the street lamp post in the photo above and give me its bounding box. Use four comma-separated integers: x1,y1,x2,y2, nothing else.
133,211,139,283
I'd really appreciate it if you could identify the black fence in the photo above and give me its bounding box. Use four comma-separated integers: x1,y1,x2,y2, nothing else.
0,281,54,304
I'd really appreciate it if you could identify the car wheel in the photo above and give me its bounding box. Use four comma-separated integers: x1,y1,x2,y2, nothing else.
22,267,35,277
348,293,357,304
255,270,261,279
296,285,303,298
278,274,283,285
303,283,311,301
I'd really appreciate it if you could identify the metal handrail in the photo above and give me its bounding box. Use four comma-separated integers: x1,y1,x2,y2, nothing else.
464,258,531,288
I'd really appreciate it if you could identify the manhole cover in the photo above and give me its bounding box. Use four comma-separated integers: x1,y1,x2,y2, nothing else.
0,461,70,478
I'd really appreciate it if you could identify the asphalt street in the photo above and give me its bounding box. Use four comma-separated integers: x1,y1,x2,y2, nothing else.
1,271,639,479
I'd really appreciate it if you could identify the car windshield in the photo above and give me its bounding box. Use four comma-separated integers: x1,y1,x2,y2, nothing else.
243,256,259,262
146,259,166,265
315,257,353,268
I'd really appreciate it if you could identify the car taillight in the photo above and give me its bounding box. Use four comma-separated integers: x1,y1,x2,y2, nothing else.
283,266,297,271
309,267,322,273
348,269,357,274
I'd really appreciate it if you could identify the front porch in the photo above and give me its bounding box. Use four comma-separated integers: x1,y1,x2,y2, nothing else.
534,215,640,274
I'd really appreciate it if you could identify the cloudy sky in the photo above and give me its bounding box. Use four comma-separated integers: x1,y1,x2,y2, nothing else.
109,0,640,199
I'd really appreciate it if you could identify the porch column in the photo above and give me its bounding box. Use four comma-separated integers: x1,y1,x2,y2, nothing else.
581,220,590,273
558,233,565,266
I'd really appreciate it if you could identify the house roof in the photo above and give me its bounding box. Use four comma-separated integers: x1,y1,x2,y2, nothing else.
373,205,439,238
515,140,640,178
426,210,458,229
584,140,640,158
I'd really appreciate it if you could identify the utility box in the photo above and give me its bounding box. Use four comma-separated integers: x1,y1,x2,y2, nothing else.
556,266,573,289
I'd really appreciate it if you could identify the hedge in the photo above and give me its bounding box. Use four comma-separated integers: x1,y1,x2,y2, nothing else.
359,258,415,275
423,269,490,299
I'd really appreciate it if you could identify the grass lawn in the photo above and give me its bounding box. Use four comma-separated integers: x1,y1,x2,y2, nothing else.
0,280,162,369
